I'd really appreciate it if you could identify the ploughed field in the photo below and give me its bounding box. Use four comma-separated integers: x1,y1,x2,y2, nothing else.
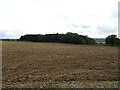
2,41,118,88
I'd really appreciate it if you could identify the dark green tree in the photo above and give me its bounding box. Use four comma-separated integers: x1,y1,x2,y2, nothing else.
105,34,117,45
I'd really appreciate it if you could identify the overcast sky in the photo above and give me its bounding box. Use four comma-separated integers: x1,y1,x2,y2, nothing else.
0,0,119,39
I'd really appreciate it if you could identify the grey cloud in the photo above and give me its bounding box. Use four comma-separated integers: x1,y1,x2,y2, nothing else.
70,24,90,29
71,24,79,28
67,24,91,33
80,24,90,28
97,25,117,34
0,30,24,39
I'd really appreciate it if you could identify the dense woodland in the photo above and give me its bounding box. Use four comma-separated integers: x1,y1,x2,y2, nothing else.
18,32,97,45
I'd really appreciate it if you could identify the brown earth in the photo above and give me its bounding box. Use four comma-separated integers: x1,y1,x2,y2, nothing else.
2,41,119,88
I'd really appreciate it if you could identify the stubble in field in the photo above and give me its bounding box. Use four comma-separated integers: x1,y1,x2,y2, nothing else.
2,41,118,88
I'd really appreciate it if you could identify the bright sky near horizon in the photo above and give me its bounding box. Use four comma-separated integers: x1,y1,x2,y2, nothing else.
0,0,119,39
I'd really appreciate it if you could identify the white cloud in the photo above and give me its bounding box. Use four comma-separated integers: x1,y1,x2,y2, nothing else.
0,0,119,38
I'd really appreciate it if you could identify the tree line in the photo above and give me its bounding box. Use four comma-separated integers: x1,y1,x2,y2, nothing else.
18,32,97,45
18,32,120,46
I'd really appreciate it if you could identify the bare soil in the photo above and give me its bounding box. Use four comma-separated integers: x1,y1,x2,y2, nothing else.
2,41,119,88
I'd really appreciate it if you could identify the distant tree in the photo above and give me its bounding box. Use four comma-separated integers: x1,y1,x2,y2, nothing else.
105,34,117,45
